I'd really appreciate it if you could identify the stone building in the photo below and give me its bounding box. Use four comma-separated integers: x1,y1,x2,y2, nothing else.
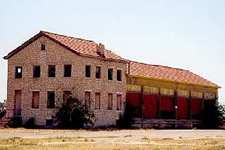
3,31,127,127
3,31,220,128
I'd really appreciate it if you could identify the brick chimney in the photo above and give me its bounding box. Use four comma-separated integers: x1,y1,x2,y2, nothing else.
97,43,105,57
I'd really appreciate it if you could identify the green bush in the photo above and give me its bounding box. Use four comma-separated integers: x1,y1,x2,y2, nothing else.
56,97,95,129
117,102,137,129
202,101,225,129
24,117,36,129
7,116,22,128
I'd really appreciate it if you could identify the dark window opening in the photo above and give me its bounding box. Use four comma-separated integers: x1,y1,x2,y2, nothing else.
64,64,72,77
108,68,113,80
33,65,40,78
47,91,55,108
96,66,101,79
41,44,46,50
117,94,122,110
117,70,122,81
15,66,22,78
85,65,91,78
48,65,55,77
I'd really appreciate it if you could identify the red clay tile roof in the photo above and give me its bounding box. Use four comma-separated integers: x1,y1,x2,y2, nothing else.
4,31,126,62
128,61,219,88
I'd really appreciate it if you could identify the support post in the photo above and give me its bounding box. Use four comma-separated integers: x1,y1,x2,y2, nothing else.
157,88,161,119
140,86,144,128
188,90,192,120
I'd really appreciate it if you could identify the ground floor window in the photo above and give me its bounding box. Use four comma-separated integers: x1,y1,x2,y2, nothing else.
85,91,91,110
95,93,101,109
108,93,113,110
116,94,122,110
47,91,55,108
32,91,39,108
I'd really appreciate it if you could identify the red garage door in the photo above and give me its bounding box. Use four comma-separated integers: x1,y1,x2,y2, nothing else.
126,92,141,108
177,97,188,119
160,95,174,111
191,98,202,119
143,94,158,119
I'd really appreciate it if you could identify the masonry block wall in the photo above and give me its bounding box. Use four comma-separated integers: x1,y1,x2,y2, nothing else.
6,36,127,126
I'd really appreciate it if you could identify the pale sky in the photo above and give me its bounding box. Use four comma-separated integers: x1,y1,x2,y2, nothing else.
0,0,225,104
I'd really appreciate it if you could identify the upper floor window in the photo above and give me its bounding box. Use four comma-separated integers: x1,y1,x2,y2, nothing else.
32,91,39,109
85,65,91,78
47,91,55,108
48,65,55,77
108,68,113,80
64,64,72,77
15,66,22,78
117,70,122,81
96,66,101,79
33,65,40,78
41,44,46,50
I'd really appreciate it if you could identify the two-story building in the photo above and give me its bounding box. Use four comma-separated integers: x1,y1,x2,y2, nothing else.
3,31,127,127
3,31,220,128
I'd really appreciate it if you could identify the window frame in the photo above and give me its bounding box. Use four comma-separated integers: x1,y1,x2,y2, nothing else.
95,66,101,79
95,92,101,110
64,64,72,77
48,65,56,77
33,65,41,78
41,44,46,50
47,91,55,108
32,91,40,109
15,66,22,78
85,91,91,110
116,94,122,110
108,68,113,80
107,93,113,110
85,65,91,78
117,69,122,81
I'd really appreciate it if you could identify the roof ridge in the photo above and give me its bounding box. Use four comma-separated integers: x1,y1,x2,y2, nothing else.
40,30,95,43
129,60,188,71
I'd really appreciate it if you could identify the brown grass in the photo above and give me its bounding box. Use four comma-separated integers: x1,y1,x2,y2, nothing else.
0,137,224,150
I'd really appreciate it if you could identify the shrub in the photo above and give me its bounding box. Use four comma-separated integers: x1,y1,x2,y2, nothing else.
24,117,36,129
202,101,225,129
0,102,6,119
7,116,22,128
56,97,95,129
117,102,137,129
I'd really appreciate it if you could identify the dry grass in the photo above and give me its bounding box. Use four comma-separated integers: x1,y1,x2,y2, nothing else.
0,137,224,150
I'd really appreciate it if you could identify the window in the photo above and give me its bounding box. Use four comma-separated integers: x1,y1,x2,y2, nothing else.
64,65,72,77
85,65,91,78
108,93,113,110
33,65,40,78
32,91,39,108
15,66,22,78
63,91,72,103
117,94,122,110
48,65,55,77
108,68,113,80
85,91,91,110
96,66,101,79
41,44,45,50
117,70,122,81
47,91,55,108
95,93,100,109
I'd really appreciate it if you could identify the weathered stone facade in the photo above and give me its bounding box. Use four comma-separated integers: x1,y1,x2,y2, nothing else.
6,35,127,127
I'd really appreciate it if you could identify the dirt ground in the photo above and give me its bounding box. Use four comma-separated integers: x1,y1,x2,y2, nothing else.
0,129,224,150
